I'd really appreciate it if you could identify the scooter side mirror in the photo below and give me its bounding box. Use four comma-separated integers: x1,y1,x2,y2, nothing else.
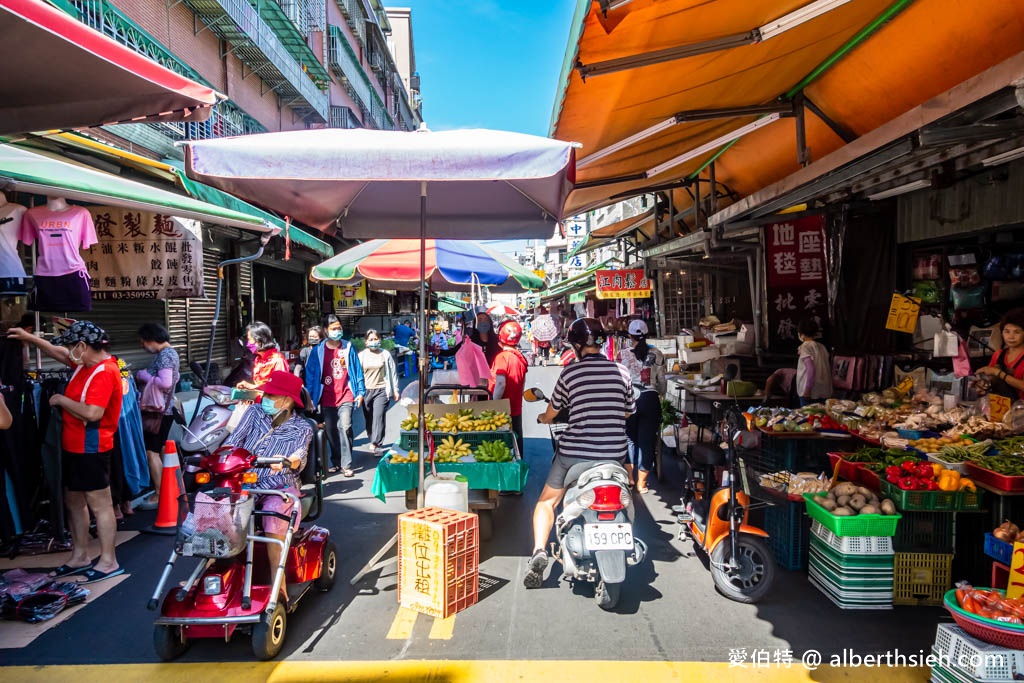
171,406,188,427
523,387,546,402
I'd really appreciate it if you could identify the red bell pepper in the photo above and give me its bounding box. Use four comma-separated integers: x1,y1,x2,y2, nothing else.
886,466,903,479
917,463,935,479
901,460,918,473
899,476,917,490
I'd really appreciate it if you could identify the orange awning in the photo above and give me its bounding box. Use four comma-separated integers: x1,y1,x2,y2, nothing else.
552,0,1024,223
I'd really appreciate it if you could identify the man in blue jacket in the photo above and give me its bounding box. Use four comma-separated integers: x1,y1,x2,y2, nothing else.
304,314,366,477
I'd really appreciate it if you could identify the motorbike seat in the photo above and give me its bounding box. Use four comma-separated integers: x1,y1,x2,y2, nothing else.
691,443,726,467
563,462,600,490
300,494,313,520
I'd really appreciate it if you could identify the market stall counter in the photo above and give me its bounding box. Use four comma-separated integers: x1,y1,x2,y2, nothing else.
371,398,527,540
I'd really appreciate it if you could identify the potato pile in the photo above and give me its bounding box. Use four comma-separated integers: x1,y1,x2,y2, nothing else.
813,482,897,516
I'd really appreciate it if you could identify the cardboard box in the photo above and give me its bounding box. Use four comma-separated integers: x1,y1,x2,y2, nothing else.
680,346,720,365
648,337,678,358
409,399,512,419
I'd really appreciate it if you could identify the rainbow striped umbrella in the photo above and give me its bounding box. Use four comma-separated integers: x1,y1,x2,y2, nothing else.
311,239,543,293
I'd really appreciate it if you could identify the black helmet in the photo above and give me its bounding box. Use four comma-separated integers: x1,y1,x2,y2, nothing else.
566,317,607,356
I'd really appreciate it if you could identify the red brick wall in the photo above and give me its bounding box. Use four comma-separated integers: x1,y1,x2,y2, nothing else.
108,0,315,132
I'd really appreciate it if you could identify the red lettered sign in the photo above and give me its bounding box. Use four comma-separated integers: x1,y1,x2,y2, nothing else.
595,269,652,300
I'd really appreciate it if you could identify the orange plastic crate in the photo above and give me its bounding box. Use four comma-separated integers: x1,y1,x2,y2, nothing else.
397,506,479,618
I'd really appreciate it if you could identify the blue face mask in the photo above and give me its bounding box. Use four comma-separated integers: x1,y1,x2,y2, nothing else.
260,397,281,417
366,340,381,349
327,329,343,342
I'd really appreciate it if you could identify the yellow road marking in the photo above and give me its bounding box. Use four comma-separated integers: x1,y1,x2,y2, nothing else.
0,661,933,683
428,615,456,640
384,606,418,639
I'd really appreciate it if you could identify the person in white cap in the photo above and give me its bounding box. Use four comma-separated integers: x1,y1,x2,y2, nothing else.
615,319,666,493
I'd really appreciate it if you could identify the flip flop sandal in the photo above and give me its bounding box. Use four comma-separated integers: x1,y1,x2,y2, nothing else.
79,567,125,584
342,469,355,478
49,564,92,578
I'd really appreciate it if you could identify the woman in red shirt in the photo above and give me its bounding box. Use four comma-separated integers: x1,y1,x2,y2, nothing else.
8,321,124,584
979,308,1024,400
237,321,287,391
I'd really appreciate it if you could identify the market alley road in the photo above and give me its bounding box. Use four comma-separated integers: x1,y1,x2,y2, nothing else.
2,366,943,681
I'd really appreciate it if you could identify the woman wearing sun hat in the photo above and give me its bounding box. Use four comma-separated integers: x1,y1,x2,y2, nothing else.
222,370,312,595
8,320,124,584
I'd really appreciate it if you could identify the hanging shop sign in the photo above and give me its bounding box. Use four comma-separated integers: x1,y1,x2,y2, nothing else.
333,281,368,309
885,293,922,334
569,291,587,304
595,269,652,300
85,207,204,300
764,215,827,350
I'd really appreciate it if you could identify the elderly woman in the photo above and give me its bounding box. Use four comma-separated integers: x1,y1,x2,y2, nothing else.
223,371,312,596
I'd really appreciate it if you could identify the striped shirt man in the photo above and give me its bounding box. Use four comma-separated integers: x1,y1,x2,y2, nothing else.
549,354,634,461
224,406,312,489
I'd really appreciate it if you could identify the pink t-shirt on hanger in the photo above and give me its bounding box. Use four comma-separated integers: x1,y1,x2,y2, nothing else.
19,205,97,276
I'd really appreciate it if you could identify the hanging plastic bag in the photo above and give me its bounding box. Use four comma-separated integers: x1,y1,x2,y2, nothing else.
933,328,959,358
953,338,971,378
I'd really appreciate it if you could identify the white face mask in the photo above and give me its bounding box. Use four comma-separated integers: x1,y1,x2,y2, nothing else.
68,343,85,365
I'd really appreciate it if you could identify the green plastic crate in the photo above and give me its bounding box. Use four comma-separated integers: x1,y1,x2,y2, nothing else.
398,430,516,453
808,556,894,589
809,541,895,572
880,480,982,512
804,493,901,537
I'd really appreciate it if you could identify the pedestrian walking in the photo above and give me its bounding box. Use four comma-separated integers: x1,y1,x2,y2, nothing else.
358,329,401,455
616,319,666,493
293,326,323,381
134,322,180,511
237,321,287,391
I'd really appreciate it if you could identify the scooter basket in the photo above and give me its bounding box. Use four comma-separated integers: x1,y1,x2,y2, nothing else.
176,491,255,559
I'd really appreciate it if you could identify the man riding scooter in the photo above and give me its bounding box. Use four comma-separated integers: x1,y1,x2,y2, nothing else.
222,371,312,599
526,317,634,588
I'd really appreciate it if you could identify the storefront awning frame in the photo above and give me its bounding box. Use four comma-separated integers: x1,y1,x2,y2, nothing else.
0,143,276,234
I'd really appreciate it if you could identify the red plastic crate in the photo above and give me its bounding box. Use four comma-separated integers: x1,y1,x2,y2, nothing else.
964,461,1024,493
827,452,873,483
397,506,479,618
992,561,1010,590
857,468,881,492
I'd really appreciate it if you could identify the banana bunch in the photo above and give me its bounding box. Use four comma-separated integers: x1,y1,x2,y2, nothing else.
400,413,440,431
474,410,511,432
474,440,512,463
435,436,472,462
390,451,419,464
438,412,476,434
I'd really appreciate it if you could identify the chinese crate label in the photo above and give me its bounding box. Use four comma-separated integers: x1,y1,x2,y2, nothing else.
595,269,651,300
85,207,203,300
885,293,921,334
764,215,827,351
1008,542,1024,599
991,393,1012,423
399,520,445,616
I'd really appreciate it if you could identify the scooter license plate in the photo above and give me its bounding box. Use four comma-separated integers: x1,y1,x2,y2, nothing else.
583,523,634,551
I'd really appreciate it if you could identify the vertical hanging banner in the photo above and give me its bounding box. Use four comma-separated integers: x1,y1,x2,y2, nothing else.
764,215,827,350
84,207,204,300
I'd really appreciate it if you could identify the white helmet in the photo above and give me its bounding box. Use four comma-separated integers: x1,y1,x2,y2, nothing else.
628,319,649,337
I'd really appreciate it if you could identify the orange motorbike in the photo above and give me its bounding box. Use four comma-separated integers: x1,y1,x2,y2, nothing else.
676,404,774,603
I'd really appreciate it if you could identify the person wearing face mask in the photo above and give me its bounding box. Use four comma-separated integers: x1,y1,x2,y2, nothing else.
437,309,501,366
615,319,666,494
7,321,124,583
358,329,400,454
133,323,180,511
293,326,323,381
237,321,287,391
222,371,312,598
304,314,365,476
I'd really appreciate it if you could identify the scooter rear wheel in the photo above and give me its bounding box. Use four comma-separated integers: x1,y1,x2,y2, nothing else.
594,580,621,610
314,542,337,592
709,534,774,604
252,603,287,660
153,625,190,661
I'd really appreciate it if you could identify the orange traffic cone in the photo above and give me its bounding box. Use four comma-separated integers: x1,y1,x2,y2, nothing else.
144,440,185,536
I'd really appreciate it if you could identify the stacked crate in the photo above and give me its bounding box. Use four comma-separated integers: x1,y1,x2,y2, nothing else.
808,521,894,609
397,506,479,618
930,623,1024,683
892,511,956,607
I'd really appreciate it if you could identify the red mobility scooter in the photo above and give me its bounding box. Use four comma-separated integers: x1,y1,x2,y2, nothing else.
147,400,334,660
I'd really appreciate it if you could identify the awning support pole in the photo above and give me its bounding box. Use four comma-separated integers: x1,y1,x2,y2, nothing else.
795,94,810,167
417,181,427,509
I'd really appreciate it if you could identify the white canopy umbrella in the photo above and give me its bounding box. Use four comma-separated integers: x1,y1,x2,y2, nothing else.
183,128,575,576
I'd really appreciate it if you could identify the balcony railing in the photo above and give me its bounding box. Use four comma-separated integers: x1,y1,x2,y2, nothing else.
182,0,329,121
329,106,362,129
327,25,372,120
335,0,365,48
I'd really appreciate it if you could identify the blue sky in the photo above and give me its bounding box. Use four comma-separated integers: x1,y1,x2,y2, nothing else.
397,1,577,137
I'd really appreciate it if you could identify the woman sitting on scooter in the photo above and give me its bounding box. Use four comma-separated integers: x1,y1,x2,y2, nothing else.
223,371,312,596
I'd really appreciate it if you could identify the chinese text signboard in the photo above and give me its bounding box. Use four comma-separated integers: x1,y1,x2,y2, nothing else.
398,516,444,616
333,281,368,309
595,269,652,300
885,293,921,334
764,216,827,350
85,207,203,301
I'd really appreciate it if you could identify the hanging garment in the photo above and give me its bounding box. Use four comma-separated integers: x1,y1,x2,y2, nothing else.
117,380,149,494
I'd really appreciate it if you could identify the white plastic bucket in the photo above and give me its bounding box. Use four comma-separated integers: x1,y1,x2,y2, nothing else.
423,473,469,512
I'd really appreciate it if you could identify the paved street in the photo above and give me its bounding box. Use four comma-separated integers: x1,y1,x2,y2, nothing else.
2,365,943,679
